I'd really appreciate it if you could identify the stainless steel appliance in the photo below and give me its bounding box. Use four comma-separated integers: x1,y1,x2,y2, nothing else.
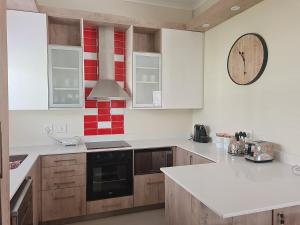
10,177,33,225
193,124,210,143
245,140,274,162
86,147,133,201
134,148,173,175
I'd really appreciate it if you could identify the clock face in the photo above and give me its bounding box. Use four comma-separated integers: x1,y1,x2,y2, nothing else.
227,33,268,85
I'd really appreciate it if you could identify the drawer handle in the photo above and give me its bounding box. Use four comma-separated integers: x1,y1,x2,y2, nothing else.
54,159,77,163
53,195,75,200
54,169,75,174
102,203,121,209
147,181,164,185
54,181,76,186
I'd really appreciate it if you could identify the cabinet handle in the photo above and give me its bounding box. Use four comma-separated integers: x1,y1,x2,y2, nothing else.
278,213,285,225
54,159,77,163
147,181,164,185
54,169,75,174
53,195,75,200
102,203,121,209
54,181,76,186
190,155,193,164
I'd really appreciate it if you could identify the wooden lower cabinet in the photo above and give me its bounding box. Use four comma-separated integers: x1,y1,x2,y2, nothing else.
190,152,214,165
87,196,133,215
134,173,165,207
41,153,86,222
174,147,191,166
42,187,85,221
273,206,300,225
165,176,272,225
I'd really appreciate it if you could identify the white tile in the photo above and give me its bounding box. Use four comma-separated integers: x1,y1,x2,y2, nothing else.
98,121,112,129
84,81,97,88
114,54,125,62
111,108,124,115
84,52,97,60
84,108,98,116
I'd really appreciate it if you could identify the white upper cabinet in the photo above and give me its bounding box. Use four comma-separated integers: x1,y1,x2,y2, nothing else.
7,10,48,110
48,45,83,108
161,28,204,109
133,52,162,108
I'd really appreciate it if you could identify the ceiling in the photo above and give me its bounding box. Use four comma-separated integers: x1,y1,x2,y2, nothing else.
123,0,209,10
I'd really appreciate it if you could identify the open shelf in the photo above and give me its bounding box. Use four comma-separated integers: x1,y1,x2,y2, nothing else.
133,27,161,53
48,17,82,46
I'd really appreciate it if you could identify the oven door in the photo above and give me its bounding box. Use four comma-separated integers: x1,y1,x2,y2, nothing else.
87,151,133,201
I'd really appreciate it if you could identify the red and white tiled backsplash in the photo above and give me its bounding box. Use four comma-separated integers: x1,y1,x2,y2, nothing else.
83,26,126,136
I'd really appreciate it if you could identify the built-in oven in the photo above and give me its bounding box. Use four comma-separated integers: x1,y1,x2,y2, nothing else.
134,148,173,175
10,177,33,225
87,150,133,201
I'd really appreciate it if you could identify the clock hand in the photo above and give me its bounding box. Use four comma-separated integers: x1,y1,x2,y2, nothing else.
238,51,246,75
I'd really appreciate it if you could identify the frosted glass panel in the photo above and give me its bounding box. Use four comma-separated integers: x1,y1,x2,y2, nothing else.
133,52,161,108
49,45,83,108
51,49,80,68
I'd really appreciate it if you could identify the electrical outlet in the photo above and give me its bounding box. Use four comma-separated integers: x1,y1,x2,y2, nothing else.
43,124,53,135
54,124,67,134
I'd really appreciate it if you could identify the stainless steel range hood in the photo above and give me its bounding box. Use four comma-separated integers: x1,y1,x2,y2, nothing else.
87,26,130,100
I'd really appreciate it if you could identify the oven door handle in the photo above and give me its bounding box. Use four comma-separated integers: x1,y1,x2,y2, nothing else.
11,177,32,217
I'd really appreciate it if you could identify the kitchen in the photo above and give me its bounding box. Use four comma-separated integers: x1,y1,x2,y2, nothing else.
1,0,300,225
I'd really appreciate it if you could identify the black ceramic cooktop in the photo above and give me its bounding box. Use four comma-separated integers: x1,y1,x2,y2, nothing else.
85,141,131,150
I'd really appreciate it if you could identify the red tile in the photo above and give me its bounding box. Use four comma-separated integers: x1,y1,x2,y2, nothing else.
85,73,98,81
85,66,97,74
85,88,93,98
111,100,126,108
115,75,125,81
85,60,98,67
98,129,111,135
85,100,97,108
98,108,110,115
84,38,97,46
115,40,125,48
84,30,97,39
115,67,125,75
98,101,110,108
84,122,97,129
112,128,124,134
98,115,111,121
114,47,124,55
84,115,97,123
115,61,125,69
84,45,98,53
112,121,124,128
84,129,98,136
111,115,124,121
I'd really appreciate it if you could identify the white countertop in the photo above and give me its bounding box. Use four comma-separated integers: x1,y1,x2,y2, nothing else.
10,139,300,219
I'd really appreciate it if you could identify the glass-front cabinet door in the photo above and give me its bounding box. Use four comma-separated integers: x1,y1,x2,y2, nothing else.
133,52,161,108
48,45,83,108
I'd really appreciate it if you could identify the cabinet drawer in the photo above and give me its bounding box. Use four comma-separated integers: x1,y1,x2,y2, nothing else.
42,187,85,221
87,196,133,215
42,175,85,191
42,164,85,178
41,153,86,168
134,173,165,207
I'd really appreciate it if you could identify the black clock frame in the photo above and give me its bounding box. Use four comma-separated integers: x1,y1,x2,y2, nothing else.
227,33,268,85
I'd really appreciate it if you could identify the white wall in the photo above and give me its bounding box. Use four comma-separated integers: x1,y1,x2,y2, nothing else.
10,109,193,147
193,0,300,164
37,0,192,24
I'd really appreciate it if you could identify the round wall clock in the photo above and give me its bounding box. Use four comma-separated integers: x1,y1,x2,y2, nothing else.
227,33,268,85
